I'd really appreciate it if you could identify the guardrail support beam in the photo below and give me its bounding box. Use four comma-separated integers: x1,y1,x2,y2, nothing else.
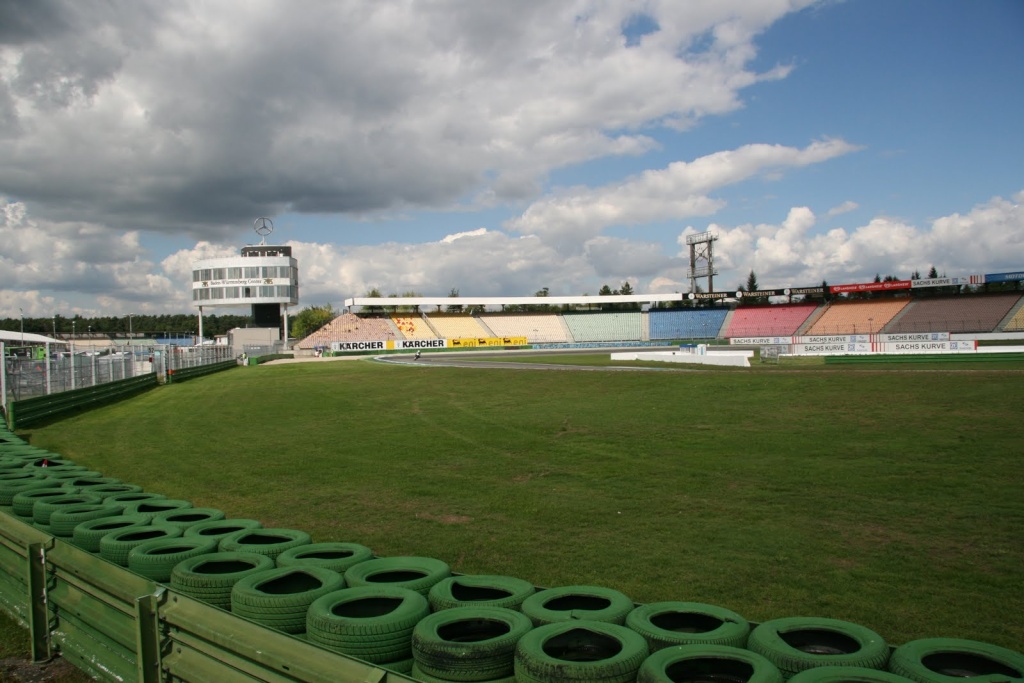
26,542,51,663
136,588,165,683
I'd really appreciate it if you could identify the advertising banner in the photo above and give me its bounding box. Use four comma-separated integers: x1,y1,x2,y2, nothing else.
790,340,976,356
451,337,527,348
394,339,449,350
330,340,386,352
830,280,912,293
984,271,1024,283
729,336,795,345
877,332,949,342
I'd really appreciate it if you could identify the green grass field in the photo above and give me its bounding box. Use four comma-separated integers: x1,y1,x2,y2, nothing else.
14,357,1024,652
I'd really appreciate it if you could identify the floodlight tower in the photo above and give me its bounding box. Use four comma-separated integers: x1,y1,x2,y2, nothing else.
686,231,719,293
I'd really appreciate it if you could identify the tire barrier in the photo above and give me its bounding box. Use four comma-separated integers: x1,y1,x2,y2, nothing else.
626,601,752,651
218,528,312,562
230,566,346,634
637,644,784,683
305,585,430,665
514,620,649,683
887,638,1024,683
411,605,533,682
276,542,374,573
746,617,890,678
520,585,634,626
428,575,537,612
171,551,276,610
343,556,452,596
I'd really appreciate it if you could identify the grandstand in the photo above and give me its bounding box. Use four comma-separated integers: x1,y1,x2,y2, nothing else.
562,311,643,342
724,303,818,338
884,293,1022,333
295,295,1024,350
650,309,729,340
803,299,911,336
291,270,1024,351
478,314,570,344
425,313,494,339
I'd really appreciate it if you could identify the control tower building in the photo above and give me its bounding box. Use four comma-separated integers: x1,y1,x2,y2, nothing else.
191,218,299,347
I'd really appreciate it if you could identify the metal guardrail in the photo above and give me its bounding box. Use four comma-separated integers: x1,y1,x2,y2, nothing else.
0,512,414,683
165,359,239,384
7,373,158,430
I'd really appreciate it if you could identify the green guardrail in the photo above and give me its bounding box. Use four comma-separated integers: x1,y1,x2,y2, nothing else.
7,373,157,430
825,352,1024,365
0,513,414,683
165,359,239,384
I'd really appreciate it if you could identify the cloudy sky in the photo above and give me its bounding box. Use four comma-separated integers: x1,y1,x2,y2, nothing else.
1,0,1022,318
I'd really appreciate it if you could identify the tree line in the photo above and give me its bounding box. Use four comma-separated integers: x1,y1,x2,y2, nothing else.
0,313,253,339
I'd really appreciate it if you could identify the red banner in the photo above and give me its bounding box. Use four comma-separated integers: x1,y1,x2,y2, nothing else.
830,280,912,293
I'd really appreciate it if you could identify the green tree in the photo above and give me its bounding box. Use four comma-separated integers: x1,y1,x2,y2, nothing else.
290,304,336,340
927,265,939,279
745,270,758,293
446,287,462,313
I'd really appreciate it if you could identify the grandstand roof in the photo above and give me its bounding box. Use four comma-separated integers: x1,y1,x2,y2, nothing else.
344,293,686,309
0,330,64,344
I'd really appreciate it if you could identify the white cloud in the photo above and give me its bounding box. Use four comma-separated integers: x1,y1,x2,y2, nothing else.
677,190,1024,289
826,200,859,217
0,0,817,235
506,139,859,250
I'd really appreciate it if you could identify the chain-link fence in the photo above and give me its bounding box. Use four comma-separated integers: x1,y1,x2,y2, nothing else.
4,344,235,404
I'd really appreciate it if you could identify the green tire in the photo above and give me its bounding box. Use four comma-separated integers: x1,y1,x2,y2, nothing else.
746,617,890,677
171,552,276,610
520,585,634,626
637,644,784,683
790,666,919,683
626,602,751,651
412,606,533,681
183,518,263,542
218,528,312,562
276,542,374,573
514,620,649,683
888,638,1024,683
305,586,429,659
428,575,536,612
151,507,226,530
343,556,451,596
120,499,193,516
49,505,124,537
72,514,154,552
231,566,345,634
32,493,104,525
11,488,80,518
99,524,184,566
127,537,220,582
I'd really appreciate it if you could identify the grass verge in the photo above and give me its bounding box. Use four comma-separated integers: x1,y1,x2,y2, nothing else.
13,359,1024,652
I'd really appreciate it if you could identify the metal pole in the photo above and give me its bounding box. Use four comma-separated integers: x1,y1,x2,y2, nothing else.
19,308,24,347
45,342,51,395
71,321,76,390
1,341,6,418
